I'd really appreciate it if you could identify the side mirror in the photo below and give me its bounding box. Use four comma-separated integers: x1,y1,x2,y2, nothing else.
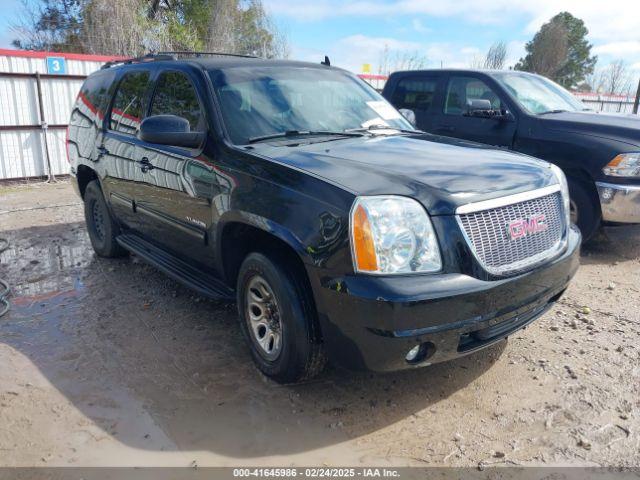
138,115,204,149
398,108,416,127
464,99,513,121
464,99,493,117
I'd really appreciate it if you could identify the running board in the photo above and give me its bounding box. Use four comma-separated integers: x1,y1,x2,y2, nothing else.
116,233,235,301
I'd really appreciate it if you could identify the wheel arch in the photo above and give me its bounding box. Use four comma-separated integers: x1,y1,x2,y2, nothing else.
219,217,324,344
217,215,310,289
76,164,99,199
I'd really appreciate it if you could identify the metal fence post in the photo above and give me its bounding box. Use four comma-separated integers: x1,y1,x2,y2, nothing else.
633,78,640,115
35,71,55,183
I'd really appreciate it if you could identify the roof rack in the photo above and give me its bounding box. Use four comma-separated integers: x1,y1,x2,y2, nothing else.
100,53,176,70
100,51,258,69
157,51,258,59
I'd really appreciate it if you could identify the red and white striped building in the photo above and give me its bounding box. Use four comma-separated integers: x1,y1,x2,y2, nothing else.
0,48,122,180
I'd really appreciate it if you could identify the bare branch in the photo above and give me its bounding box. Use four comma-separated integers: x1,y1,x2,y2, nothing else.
484,41,507,70
603,60,632,95
377,44,427,76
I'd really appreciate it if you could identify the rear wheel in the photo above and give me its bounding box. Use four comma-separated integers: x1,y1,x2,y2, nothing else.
84,180,127,258
237,252,326,383
568,179,600,243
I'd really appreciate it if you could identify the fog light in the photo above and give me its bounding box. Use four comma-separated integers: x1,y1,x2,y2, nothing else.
405,345,421,362
404,342,436,364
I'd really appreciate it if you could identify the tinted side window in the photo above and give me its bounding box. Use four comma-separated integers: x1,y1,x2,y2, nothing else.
391,77,438,111
150,71,205,132
444,76,501,115
73,71,115,126
109,71,151,134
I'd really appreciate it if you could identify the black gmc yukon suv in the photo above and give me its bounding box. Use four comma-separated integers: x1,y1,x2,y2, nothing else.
382,69,640,241
68,54,580,383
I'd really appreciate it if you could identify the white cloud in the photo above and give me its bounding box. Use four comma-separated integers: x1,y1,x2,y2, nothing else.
505,40,526,67
460,46,481,56
266,0,513,23
338,34,422,52
411,19,429,33
327,34,423,72
317,36,489,73
593,41,640,56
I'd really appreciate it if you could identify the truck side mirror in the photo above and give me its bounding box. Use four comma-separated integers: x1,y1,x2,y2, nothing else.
464,99,493,117
138,115,204,149
464,99,512,121
398,108,416,127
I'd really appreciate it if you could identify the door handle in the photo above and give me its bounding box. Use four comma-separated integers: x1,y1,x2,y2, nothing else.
138,157,154,173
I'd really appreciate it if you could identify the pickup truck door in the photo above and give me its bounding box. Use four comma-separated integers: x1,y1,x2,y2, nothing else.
431,74,516,148
385,74,443,131
133,69,216,267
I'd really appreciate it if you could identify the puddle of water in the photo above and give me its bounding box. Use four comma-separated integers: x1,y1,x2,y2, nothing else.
0,222,94,300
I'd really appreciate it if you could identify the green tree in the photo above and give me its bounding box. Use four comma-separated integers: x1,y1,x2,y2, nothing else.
12,0,288,58
11,0,84,51
515,12,597,88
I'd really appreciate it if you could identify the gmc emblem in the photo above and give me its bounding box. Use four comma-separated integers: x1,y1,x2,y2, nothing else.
506,214,548,240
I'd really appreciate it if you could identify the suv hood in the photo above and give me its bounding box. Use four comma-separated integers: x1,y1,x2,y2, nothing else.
253,134,557,215
541,111,640,147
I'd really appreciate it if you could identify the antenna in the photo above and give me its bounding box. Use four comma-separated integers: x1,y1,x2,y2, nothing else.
321,56,331,67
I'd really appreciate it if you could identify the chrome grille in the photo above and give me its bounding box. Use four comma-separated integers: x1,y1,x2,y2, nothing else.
458,191,566,276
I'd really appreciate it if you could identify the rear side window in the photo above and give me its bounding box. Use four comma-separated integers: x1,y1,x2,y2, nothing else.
150,71,206,132
391,77,438,111
444,76,501,115
109,70,151,135
71,71,115,126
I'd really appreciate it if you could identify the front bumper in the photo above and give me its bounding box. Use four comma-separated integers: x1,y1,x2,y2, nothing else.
312,226,581,372
596,182,640,223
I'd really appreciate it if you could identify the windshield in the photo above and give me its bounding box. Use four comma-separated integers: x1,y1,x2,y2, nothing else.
493,72,586,114
210,66,413,144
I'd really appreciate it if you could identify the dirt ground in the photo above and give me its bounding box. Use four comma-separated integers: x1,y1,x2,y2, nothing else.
0,181,638,468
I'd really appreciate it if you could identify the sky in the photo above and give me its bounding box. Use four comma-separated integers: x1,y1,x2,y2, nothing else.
1,0,639,78
262,0,640,77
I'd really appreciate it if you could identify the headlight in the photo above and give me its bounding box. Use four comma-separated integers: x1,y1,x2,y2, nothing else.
350,196,441,274
603,153,640,178
550,164,571,226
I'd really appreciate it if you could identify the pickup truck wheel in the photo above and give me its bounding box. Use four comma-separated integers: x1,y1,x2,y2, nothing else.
568,179,600,243
84,180,127,258
237,252,326,383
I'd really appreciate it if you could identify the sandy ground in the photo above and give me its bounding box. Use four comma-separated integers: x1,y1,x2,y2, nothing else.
0,181,638,468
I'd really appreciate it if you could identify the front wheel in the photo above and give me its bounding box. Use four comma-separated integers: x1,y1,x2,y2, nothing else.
236,252,326,383
568,179,601,243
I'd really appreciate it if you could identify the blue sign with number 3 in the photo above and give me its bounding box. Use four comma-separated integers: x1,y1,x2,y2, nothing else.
46,56,66,74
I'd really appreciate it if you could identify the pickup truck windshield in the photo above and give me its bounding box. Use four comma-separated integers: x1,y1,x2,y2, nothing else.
210,66,413,144
493,72,586,115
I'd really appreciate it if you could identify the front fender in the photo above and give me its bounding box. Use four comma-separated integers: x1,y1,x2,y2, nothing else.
216,210,310,260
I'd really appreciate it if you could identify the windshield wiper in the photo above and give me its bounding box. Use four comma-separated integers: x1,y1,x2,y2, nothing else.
248,130,364,144
345,124,424,134
538,109,568,115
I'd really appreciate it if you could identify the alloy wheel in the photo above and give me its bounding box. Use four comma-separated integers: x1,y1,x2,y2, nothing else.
245,275,282,360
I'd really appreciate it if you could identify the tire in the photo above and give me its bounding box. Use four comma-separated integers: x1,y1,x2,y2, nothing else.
236,252,326,383
84,180,127,258
568,179,601,243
